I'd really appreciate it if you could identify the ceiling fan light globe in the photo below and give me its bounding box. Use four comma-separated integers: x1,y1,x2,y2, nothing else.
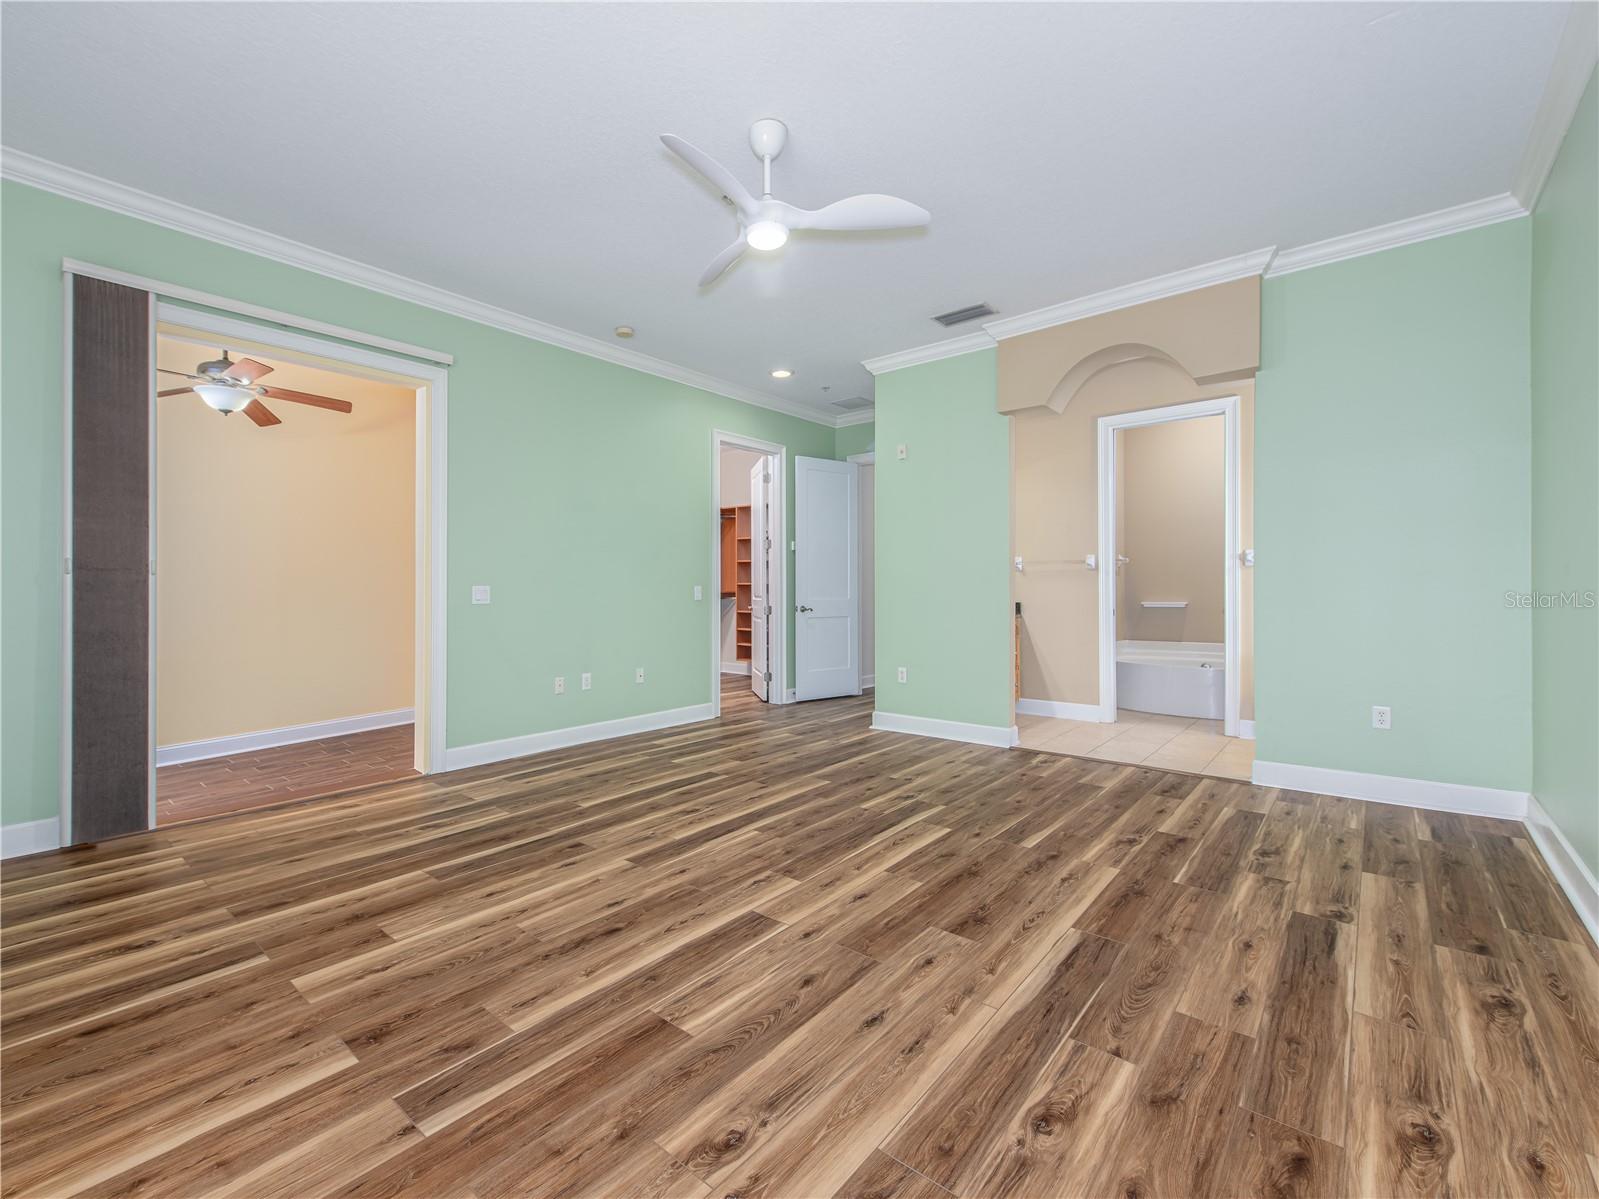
193,383,254,414
745,220,789,251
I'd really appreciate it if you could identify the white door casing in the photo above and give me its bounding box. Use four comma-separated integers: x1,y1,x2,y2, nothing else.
749,457,770,701
794,456,861,701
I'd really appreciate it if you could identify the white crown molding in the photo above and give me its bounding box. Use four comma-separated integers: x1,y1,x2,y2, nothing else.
1266,193,1528,277
1513,2,1599,210
1,147,845,429
862,331,997,376
983,246,1278,341
833,407,877,427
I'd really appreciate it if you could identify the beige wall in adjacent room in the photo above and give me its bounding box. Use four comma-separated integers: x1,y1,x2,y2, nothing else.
719,448,763,668
155,337,415,745
1011,360,1254,717
1120,414,1225,642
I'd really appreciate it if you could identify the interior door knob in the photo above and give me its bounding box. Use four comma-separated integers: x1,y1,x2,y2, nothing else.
797,604,813,613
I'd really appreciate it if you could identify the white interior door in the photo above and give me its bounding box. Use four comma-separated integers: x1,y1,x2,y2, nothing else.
749,457,770,701
795,456,860,701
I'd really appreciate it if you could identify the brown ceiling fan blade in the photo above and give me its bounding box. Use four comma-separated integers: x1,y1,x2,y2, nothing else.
229,357,274,383
157,387,194,398
259,386,353,413
243,399,282,427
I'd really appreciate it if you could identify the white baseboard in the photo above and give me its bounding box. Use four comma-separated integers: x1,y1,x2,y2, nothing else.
1250,759,1529,820
783,688,797,704
720,661,751,676
1524,794,1599,948
862,674,875,690
443,703,714,772
1238,719,1256,740
2,817,62,860
871,710,1019,749
1016,697,1108,723
157,708,414,767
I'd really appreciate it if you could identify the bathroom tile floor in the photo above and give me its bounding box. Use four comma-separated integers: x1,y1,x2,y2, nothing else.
1016,708,1256,780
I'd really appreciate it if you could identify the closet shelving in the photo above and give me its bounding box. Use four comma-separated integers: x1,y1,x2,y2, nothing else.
721,505,754,662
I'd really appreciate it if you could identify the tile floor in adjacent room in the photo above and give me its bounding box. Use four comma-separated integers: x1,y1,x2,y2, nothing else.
1017,708,1256,780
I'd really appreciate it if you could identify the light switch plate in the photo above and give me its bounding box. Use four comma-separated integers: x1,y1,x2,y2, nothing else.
896,444,907,460
581,673,592,691
471,585,491,605
554,676,565,695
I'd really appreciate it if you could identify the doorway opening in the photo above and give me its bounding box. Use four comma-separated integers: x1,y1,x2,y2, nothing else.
152,325,428,823
1093,397,1251,777
711,432,785,716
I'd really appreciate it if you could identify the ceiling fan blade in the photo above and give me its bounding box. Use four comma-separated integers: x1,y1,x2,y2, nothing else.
782,194,931,232
157,387,193,398
259,386,353,413
229,357,274,383
698,238,747,286
243,399,281,427
661,134,759,217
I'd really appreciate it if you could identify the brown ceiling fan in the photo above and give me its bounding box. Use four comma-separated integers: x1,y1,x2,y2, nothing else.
157,350,354,427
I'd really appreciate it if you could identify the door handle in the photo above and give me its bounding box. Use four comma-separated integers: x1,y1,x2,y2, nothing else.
797,604,813,613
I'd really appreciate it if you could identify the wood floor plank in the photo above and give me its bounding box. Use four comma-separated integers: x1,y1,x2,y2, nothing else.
1242,911,1355,1147
3,679,1594,1199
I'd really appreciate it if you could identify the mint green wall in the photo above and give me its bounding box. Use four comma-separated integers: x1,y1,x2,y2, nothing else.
834,422,875,459
873,350,1012,730
1531,70,1598,875
0,180,837,827
1255,219,1533,792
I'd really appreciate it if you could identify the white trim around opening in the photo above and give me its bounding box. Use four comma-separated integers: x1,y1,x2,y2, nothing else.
144,302,449,790
1096,396,1243,737
710,430,788,718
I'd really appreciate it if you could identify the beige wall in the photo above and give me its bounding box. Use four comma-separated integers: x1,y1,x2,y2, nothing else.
719,448,763,668
1010,363,1255,718
1120,415,1225,642
155,337,415,745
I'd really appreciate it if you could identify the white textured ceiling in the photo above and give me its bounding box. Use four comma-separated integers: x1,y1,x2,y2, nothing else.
0,2,1570,419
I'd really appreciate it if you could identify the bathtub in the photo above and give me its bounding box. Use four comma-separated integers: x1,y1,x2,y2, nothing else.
1116,640,1224,720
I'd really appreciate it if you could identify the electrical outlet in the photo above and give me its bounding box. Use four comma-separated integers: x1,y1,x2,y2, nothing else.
1372,705,1391,730
471,585,491,605
635,667,645,684
581,672,592,691
554,676,565,696
693,585,703,601
897,666,908,684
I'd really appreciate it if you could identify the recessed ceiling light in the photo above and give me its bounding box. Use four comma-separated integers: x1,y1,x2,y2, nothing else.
770,368,793,379
614,325,635,338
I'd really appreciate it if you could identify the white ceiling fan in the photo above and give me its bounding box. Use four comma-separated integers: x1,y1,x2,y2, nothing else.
662,118,930,286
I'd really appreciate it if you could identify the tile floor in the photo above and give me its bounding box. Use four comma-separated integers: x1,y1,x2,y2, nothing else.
1016,708,1255,780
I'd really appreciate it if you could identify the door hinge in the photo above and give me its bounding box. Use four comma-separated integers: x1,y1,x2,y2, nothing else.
766,604,772,616
765,671,772,682
64,556,72,576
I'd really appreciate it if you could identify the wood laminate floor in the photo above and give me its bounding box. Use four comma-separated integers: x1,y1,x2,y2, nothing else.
156,724,420,825
3,680,1596,1198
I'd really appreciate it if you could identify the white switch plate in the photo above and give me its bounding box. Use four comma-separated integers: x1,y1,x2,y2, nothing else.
897,666,908,683
581,673,592,691
1372,705,1391,730
554,676,565,695
471,585,491,605
635,668,645,684
693,585,703,601
896,444,907,460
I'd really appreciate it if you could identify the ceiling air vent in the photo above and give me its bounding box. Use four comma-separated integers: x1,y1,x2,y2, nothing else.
931,302,995,327
830,396,874,412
